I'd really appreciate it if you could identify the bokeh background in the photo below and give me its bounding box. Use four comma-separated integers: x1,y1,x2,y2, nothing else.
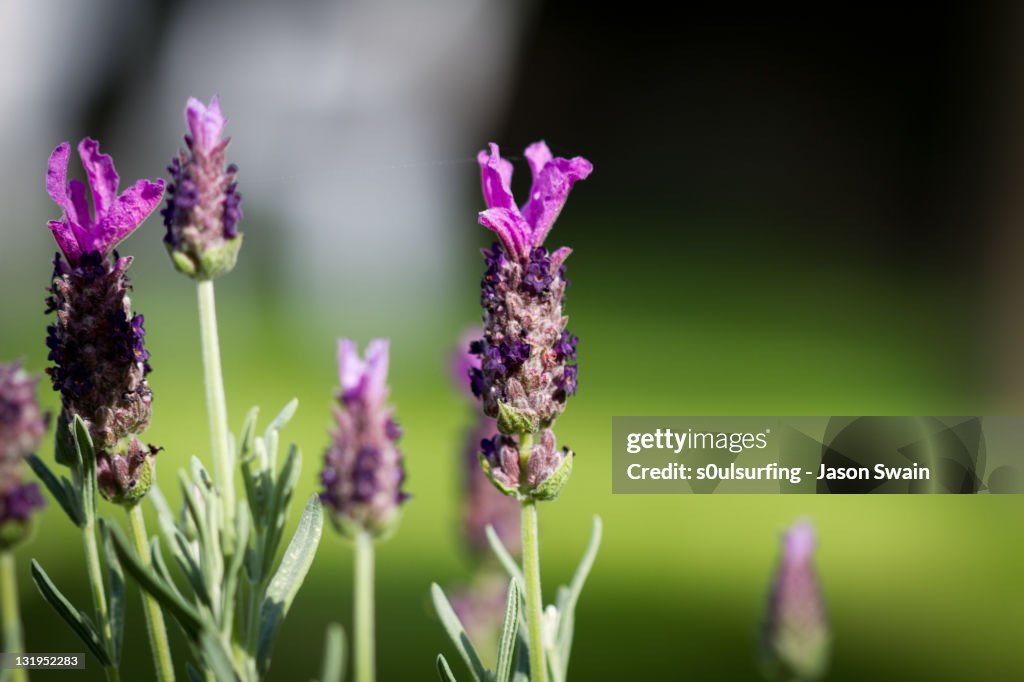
2,1,1023,679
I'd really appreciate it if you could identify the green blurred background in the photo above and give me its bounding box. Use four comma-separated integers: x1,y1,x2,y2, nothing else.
2,1,1023,680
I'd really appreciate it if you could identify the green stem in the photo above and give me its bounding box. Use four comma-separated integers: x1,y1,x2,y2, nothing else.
196,280,235,546
128,505,175,681
83,517,119,682
1,552,28,682
519,429,548,682
354,529,375,682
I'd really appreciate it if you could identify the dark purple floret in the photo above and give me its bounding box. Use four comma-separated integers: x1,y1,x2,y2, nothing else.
222,183,243,239
1,483,45,525
480,436,499,465
523,247,554,294
560,365,578,397
385,417,402,441
352,447,381,502
555,331,578,363
468,367,486,398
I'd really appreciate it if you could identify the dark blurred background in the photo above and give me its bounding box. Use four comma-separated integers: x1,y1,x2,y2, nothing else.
1,1,1022,680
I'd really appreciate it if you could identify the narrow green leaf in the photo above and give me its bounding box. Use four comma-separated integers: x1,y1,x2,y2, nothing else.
99,519,125,664
266,399,298,439
319,623,346,682
436,654,458,682
485,525,525,590
262,444,301,578
30,560,111,666
256,495,324,675
107,523,205,639
71,415,96,519
494,580,520,682
150,537,186,604
26,454,83,526
199,629,241,682
555,515,602,677
430,583,487,682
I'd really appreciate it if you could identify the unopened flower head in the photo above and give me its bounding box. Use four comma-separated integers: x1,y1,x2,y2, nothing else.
162,96,243,280
469,142,590,435
451,330,520,557
479,429,573,502
0,362,48,545
45,139,164,505
762,521,830,681
321,339,408,538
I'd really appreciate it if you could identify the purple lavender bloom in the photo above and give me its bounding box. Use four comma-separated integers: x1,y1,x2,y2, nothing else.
0,362,48,544
162,96,244,280
762,521,830,681
450,329,520,557
471,142,590,442
45,141,163,505
321,339,408,537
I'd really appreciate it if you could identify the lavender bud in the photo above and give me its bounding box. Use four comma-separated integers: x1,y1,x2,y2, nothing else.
762,521,830,681
479,429,573,502
162,97,244,280
0,362,48,547
45,140,164,505
320,339,408,538
450,330,520,557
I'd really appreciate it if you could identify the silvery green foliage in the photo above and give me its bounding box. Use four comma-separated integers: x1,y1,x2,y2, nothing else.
107,401,324,680
29,416,120,668
434,517,601,682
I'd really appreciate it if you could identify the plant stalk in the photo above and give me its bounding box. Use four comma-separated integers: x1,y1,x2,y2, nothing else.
83,517,119,682
519,430,548,682
196,280,235,546
128,505,175,681
354,529,375,682
1,552,28,682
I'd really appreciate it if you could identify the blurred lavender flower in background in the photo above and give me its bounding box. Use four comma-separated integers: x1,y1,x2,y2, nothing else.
162,96,244,280
45,139,165,505
762,521,830,682
0,362,47,544
321,338,408,537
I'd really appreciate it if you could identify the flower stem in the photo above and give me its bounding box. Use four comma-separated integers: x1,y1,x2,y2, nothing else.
83,516,119,682
196,280,235,545
1,552,28,682
128,505,175,681
520,427,548,682
354,529,375,682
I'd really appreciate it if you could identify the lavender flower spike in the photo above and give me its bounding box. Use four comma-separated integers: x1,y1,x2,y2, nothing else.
762,521,830,681
0,362,48,548
470,142,588,501
45,139,164,505
162,96,244,280
321,339,408,537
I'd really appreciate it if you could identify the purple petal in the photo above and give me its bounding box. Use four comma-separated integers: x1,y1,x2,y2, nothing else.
524,140,552,179
68,179,92,228
77,138,120,218
338,338,364,396
520,155,593,247
46,143,71,211
186,96,227,155
93,179,166,254
477,143,516,211
783,521,816,564
362,338,391,407
549,246,572,273
47,220,81,262
478,207,531,262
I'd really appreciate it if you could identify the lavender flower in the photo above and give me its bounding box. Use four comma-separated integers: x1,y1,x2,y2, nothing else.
451,330,520,557
0,362,48,545
321,339,408,537
45,139,165,505
762,521,830,681
162,96,244,280
470,142,590,500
